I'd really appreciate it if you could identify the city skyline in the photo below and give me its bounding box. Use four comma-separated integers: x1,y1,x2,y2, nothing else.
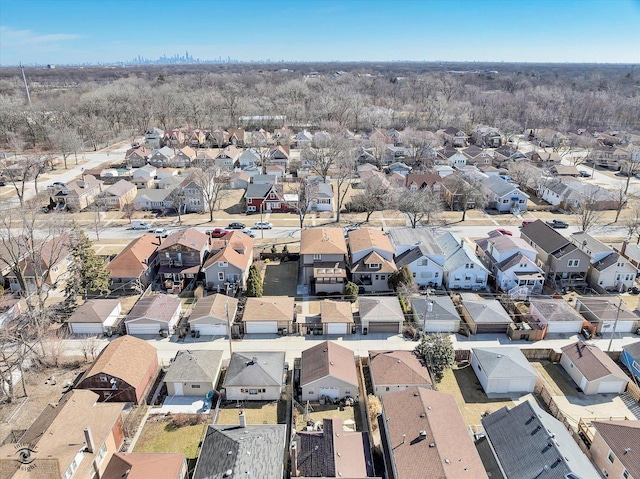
1,0,640,66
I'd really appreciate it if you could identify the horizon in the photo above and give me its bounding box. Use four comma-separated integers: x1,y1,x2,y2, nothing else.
1,0,640,66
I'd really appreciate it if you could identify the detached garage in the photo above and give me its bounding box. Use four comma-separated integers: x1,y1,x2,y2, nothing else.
560,341,629,395
188,293,238,337
67,299,121,335
359,297,404,335
125,294,182,336
242,296,294,335
529,298,586,334
471,347,538,395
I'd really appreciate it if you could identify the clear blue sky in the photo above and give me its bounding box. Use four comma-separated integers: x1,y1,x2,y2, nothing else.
1,0,639,65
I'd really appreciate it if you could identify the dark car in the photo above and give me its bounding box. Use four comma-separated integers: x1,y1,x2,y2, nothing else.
578,170,591,178
228,222,246,230
546,219,569,229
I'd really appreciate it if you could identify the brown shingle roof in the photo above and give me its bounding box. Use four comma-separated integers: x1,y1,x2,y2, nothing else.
81,336,158,390
189,293,238,324
300,341,358,387
320,300,353,323
126,294,182,323
67,299,121,324
300,228,348,255
102,452,186,479
243,296,294,322
561,341,629,382
104,179,136,197
348,228,393,254
157,227,208,252
106,234,159,279
592,420,640,477
369,350,432,388
380,387,488,479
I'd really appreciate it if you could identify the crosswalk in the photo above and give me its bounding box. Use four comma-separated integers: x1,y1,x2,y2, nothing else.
621,392,640,420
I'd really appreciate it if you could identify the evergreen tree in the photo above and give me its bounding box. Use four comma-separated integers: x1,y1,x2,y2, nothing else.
388,265,414,291
343,281,358,303
64,226,110,300
415,333,455,383
246,264,263,297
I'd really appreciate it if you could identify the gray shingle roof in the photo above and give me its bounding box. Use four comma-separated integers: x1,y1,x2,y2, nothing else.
223,352,285,388
193,424,286,479
521,220,569,254
482,175,522,197
411,296,459,322
163,350,223,384
472,347,537,379
462,300,513,325
388,228,444,256
482,400,599,479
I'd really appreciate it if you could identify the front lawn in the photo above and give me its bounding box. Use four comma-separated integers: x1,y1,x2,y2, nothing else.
134,414,207,460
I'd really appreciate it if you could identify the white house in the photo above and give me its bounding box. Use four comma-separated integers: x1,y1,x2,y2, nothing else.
125,294,182,336
481,176,529,213
471,347,538,395
435,232,488,290
307,181,333,212
389,228,445,288
223,352,286,401
238,148,261,169
560,342,628,395
296,130,313,149
67,299,121,335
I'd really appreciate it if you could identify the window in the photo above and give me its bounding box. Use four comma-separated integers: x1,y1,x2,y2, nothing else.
418,259,429,266
308,390,314,395
192,385,201,389
385,387,390,391
345,390,351,395
218,261,228,268
633,360,640,371
95,443,107,466
218,272,224,281
607,451,615,464
568,259,580,268
434,272,439,277
313,254,322,261
622,470,629,479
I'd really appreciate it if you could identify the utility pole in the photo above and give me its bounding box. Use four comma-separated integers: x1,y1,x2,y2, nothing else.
607,298,623,353
20,64,32,106
225,301,233,358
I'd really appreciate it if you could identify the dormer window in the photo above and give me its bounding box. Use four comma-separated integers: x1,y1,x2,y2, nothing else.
368,263,381,269
219,261,228,267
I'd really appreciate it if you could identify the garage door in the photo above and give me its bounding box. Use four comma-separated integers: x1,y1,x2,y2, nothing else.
509,378,533,393
194,324,227,336
368,322,400,333
547,322,582,334
424,321,457,333
69,323,103,335
326,323,347,335
319,387,340,400
597,381,624,394
245,321,278,334
126,323,161,335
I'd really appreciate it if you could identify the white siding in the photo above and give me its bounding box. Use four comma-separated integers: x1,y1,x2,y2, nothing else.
245,321,278,334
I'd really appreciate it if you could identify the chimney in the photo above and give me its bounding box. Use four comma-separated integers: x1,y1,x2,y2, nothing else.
239,409,246,428
84,427,94,453
291,442,300,477
622,240,628,256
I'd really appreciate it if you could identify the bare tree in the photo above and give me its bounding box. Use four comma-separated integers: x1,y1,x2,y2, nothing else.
612,183,627,223
80,335,102,362
302,136,349,181
620,155,640,194
395,188,442,228
168,189,186,225
334,150,357,223
624,205,640,244
191,169,231,222
348,176,390,222
573,192,603,232
443,175,487,221
0,154,47,207
122,200,138,224
292,181,311,229
53,127,83,169
90,196,109,241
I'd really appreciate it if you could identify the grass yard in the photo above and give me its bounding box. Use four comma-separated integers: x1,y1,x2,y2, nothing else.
133,414,207,461
215,401,279,425
262,260,298,296
530,361,579,397
437,365,514,426
293,402,360,431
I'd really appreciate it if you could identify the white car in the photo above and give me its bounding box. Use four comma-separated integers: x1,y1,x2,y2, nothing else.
240,228,256,238
153,228,169,237
253,221,273,230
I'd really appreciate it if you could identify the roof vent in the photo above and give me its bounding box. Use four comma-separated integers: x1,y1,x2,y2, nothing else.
419,430,427,437
223,470,233,477
429,442,435,448
413,391,419,396
624,448,631,454
420,414,426,418
445,459,451,464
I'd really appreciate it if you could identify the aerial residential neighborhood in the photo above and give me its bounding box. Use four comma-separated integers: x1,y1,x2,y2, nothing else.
1,1,640,478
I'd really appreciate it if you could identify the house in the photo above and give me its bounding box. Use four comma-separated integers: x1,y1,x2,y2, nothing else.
132,163,156,178
560,341,628,394
389,228,445,287
369,350,432,395
249,128,271,146
76,335,159,403
385,146,411,165
0,390,126,479
525,149,561,165
551,164,580,177
434,164,455,177
223,351,286,400
541,178,624,211
242,296,295,334
570,232,636,291
291,418,376,478
307,181,333,212
163,129,185,147
227,127,246,146
265,164,285,178
348,228,397,293
481,175,528,213
300,341,358,401
164,350,223,397
125,294,182,336
386,161,412,176
214,145,242,170
576,297,640,334
521,220,590,289
126,146,152,167
244,183,293,213
435,232,489,290
268,145,290,168
130,174,153,189
176,176,207,214
144,127,165,148
475,233,544,295
102,452,188,479
590,420,640,479
404,173,443,194
193,423,286,479
440,127,469,147
229,171,250,190
473,125,503,148
157,228,209,287
622,342,640,381
5,233,73,293
207,128,229,148
529,298,586,334
202,231,254,293
252,173,278,185
134,188,174,211
411,295,460,333
188,293,238,336
492,145,527,163
67,298,121,335
589,144,630,169
459,296,514,334
156,167,179,180
358,296,404,334
379,387,488,479
106,234,159,293
53,174,103,211
149,146,175,167
299,227,348,294
462,145,493,165
101,179,137,210
438,147,468,167
296,129,313,148
478,400,599,479
238,147,261,168
188,129,207,148
156,175,184,190
470,347,538,394
299,298,354,336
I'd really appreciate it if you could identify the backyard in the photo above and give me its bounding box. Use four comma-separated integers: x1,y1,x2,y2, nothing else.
214,400,282,425
293,402,361,431
437,364,515,427
262,260,298,296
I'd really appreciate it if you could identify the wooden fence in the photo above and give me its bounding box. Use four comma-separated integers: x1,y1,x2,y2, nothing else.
628,381,640,402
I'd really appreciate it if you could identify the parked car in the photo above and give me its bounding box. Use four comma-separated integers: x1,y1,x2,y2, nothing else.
152,228,169,238
228,222,246,229
240,228,256,238
132,221,151,230
495,228,513,236
253,221,273,229
520,219,535,228
207,228,230,238
546,219,569,229
578,170,591,178
52,181,66,187
0,181,6,187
